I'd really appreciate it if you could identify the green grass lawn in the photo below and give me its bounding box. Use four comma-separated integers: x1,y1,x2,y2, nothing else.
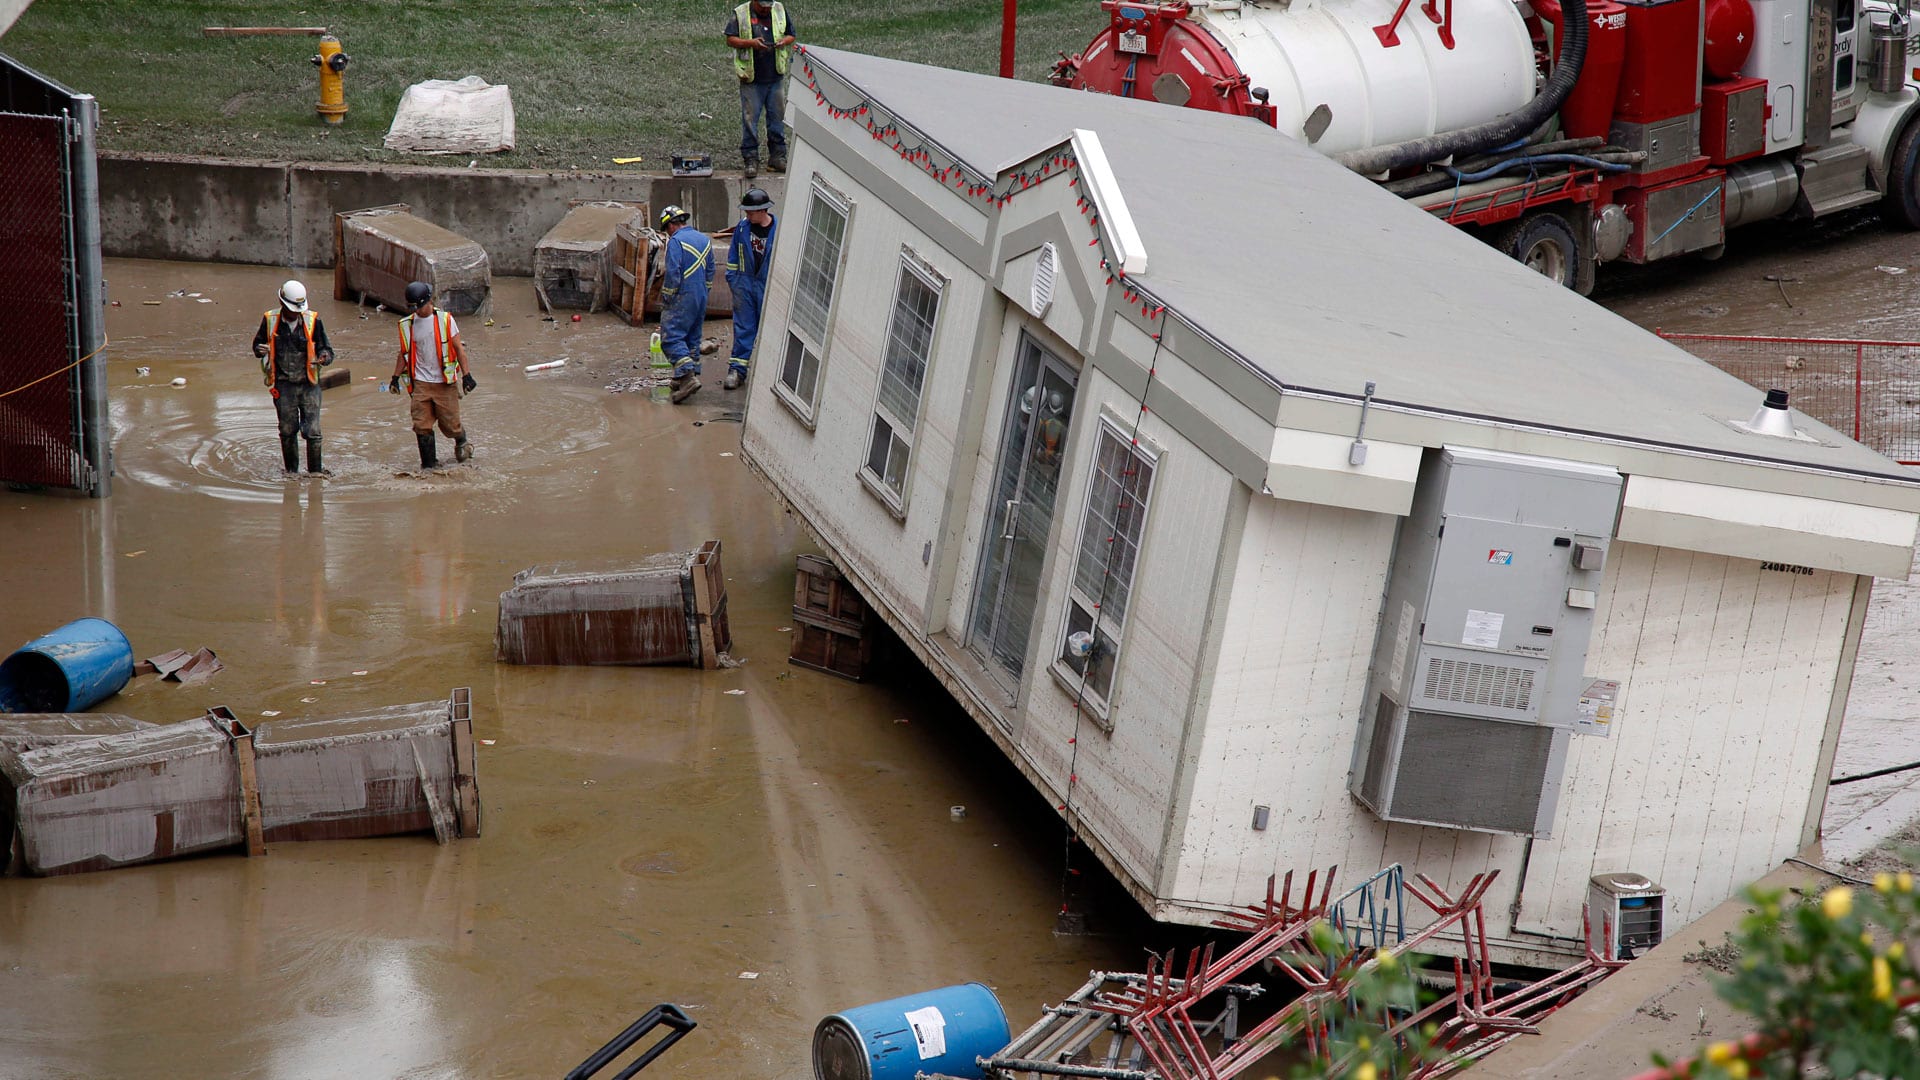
1,0,1106,170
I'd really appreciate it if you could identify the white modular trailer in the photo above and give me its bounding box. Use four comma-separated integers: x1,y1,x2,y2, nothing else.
739,47,1920,964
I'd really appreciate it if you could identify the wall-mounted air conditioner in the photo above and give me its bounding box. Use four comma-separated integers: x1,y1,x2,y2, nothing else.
1351,447,1622,837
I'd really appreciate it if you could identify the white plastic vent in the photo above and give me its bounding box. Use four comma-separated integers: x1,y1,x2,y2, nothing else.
1031,242,1057,317
1422,656,1535,712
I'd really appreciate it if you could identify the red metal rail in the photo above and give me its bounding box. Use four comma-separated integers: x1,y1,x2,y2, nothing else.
1658,331,1920,465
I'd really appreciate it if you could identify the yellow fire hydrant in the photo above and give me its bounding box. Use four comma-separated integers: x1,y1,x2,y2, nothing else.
311,35,351,125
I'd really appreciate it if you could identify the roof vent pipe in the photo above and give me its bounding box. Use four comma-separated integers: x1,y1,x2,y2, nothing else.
1747,387,1798,438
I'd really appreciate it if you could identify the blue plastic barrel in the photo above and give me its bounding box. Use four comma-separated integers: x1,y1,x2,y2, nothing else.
812,983,1010,1080
0,618,134,713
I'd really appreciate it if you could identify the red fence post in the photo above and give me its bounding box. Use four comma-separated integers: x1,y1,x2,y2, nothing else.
1856,343,1865,443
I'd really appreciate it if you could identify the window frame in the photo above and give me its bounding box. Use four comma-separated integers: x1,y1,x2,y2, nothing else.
1051,417,1160,723
859,249,946,516
773,176,854,426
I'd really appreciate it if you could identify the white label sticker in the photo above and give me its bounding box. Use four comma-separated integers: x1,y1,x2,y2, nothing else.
1388,601,1414,694
904,1005,947,1060
1462,609,1505,649
1574,678,1622,736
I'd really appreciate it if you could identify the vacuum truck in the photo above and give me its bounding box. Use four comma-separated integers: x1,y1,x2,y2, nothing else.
1052,0,1920,292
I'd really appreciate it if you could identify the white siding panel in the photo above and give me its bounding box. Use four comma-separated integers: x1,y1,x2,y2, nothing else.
741,145,986,631
1016,367,1236,885
1516,544,1855,938
1169,494,1399,906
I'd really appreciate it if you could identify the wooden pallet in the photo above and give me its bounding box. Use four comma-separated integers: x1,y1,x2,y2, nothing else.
789,554,874,681
610,222,649,327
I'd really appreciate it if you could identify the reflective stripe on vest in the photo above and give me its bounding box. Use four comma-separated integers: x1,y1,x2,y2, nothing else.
732,2,790,81
677,233,712,279
397,310,459,391
263,309,318,387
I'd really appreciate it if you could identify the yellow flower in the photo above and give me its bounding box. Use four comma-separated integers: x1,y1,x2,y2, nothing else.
1901,871,1915,893
1875,955,1894,1001
1823,886,1855,919
1891,942,1906,961
1356,1063,1379,1080
1864,931,1878,947
1376,948,1397,971
1727,1060,1750,1079
1705,1042,1737,1065
1877,872,1896,893
1357,1036,1371,1051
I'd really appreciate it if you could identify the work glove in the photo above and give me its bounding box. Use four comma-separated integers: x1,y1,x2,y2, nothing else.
461,372,477,394
387,376,400,394
253,344,268,358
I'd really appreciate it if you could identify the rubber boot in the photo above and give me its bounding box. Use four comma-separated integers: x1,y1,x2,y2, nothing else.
768,154,787,174
670,374,702,404
454,434,473,463
279,435,300,476
305,438,327,477
417,433,439,470
744,157,758,179
723,363,747,391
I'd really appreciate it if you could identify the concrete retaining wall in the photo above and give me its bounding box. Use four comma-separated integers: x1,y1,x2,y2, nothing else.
100,154,782,275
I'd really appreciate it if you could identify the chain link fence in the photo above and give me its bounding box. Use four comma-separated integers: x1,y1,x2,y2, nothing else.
0,109,81,489
1658,332,1920,465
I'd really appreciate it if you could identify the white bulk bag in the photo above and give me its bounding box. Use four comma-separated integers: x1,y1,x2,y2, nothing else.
383,76,516,154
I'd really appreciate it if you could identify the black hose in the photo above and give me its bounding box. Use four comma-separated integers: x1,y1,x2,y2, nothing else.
1831,758,1920,786
1384,148,1643,198
1335,0,1589,176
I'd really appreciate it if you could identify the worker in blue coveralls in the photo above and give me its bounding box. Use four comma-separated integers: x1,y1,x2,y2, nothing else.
658,204,715,404
722,186,779,390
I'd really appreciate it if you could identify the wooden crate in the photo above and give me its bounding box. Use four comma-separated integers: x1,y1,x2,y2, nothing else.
610,222,648,327
790,554,873,681
533,200,646,313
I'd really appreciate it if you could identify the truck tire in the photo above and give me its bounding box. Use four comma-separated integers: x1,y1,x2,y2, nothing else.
1496,211,1580,290
1883,116,1920,230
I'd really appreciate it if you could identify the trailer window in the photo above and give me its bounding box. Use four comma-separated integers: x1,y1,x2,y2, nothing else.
778,178,852,419
861,251,944,511
1057,422,1156,710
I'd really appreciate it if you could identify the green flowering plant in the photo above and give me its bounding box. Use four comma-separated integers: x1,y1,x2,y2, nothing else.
1663,871,1920,1079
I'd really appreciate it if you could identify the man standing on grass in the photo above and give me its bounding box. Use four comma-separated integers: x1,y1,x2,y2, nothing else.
252,279,334,477
388,281,477,471
724,0,796,179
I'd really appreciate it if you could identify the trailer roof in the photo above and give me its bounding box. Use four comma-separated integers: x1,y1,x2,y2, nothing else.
804,47,1916,484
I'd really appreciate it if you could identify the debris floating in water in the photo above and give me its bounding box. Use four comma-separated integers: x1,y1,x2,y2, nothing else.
170,377,187,387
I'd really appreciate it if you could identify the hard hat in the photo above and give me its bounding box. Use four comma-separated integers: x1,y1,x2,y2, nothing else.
405,281,433,308
659,204,691,228
1045,390,1066,417
739,187,774,212
278,280,308,312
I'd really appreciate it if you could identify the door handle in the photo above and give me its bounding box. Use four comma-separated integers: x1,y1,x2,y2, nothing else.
1002,499,1021,540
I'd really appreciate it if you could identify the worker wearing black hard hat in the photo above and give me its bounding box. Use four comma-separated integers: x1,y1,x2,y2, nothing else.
389,281,478,470
722,186,779,390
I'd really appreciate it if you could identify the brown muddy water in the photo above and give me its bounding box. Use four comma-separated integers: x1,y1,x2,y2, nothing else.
0,259,1161,1079
4,216,1920,1078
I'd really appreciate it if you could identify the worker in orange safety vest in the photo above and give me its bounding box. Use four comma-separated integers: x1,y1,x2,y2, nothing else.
250,279,335,476
388,281,477,470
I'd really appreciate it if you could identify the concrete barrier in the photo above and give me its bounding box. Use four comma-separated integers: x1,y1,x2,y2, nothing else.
100,153,780,275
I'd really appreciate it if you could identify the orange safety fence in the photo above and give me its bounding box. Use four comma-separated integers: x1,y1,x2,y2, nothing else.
1658,332,1920,465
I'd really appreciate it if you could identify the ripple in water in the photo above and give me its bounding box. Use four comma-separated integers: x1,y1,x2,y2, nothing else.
111,381,622,504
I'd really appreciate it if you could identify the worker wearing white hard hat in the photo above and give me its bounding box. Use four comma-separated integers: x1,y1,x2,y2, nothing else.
251,279,335,477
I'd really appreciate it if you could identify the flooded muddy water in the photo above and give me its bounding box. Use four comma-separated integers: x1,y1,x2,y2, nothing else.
0,260,1158,1079
4,217,1920,1077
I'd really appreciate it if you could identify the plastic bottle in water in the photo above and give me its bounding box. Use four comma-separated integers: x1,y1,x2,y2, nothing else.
649,331,672,405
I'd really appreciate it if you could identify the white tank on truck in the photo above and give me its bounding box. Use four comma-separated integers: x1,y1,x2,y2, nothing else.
1054,0,1920,293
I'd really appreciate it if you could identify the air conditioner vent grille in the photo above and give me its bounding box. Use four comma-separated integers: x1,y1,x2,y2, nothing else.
1423,656,1535,712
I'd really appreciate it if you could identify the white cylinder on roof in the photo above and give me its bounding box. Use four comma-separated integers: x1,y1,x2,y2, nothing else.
1197,0,1538,154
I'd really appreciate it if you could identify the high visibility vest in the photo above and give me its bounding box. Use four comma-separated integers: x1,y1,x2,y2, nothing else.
396,310,460,394
732,2,791,81
262,309,319,387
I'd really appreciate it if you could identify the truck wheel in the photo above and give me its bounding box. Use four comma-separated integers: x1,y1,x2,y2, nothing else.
1883,116,1920,230
1497,211,1580,289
